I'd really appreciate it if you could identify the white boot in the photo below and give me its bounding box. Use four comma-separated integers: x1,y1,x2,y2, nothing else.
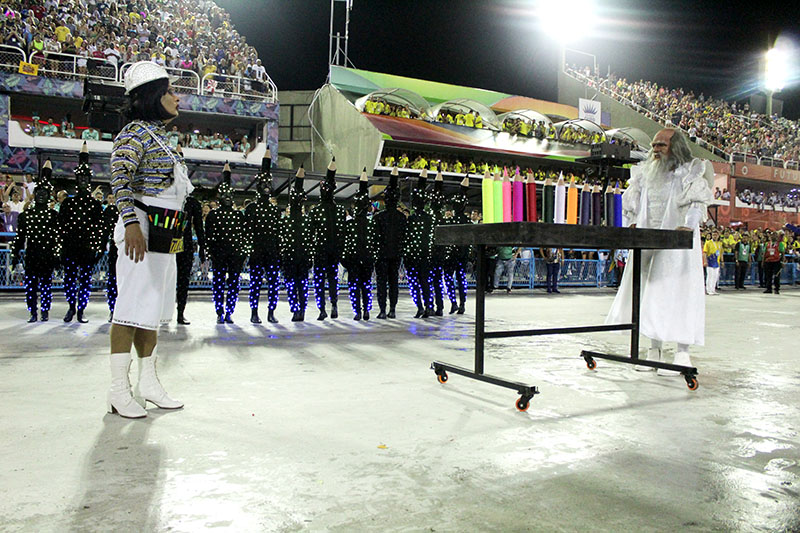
135,349,183,409
108,352,147,418
657,351,692,377
634,348,661,371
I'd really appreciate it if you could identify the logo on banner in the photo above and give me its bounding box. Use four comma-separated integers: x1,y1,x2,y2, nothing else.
579,98,601,124
18,61,38,76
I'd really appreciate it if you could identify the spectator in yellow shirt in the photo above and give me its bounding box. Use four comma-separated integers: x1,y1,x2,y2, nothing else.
703,231,723,295
54,23,71,43
464,112,475,128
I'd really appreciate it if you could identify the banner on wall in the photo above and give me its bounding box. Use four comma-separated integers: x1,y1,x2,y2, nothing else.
18,62,38,76
732,162,800,186
578,98,601,124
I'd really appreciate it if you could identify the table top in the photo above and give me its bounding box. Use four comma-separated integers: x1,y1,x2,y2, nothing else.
434,222,693,250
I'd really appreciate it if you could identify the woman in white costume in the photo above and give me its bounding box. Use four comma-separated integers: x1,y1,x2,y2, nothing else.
107,61,193,418
606,128,714,375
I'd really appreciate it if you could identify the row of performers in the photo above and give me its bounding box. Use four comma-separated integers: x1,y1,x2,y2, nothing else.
12,146,472,324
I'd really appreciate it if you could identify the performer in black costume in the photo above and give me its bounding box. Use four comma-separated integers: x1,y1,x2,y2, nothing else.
444,176,470,314
175,145,205,325
11,160,61,322
308,157,346,321
59,142,104,323
101,188,119,322
342,168,376,320
403,170,435,318
245,149,282,324
372,166,406,319
281,166,313,322
205,163,248,323
428,169,449,316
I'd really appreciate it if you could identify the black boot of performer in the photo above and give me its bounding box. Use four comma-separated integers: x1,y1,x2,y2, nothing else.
387,307,396,319
449,302,458,314
217,313,224,324
331,302,338,319
28,310,38,323
377,308,387,319
268,309,278,323
224,312,234,324
41,310,49,322
251,308,262,324
64,305,76,323
317,307,327,321
177,303,190,325
77,309,88,323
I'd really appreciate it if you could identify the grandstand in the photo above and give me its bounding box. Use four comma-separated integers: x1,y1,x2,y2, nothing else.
559,64,800,229
0,0,278,193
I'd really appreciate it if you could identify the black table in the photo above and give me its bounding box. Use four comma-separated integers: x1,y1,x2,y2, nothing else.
431,222,699,411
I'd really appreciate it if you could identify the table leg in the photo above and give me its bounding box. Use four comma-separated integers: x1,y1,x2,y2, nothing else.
475,244,486,375
630,248,641,360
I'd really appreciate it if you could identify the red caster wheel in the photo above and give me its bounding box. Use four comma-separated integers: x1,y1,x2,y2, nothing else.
686,376,699,391
437,371,448,384
515,397,530,412
586,359,597,370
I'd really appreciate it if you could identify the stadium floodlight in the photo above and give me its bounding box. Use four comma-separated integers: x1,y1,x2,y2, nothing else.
765,47,789,92
537,0,596,44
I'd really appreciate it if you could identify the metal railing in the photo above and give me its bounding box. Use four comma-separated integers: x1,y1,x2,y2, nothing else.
201,72,277,103
119,62,201,95
0,44,26,73
28,50,118,82
3,46,278,104
5,245,795,292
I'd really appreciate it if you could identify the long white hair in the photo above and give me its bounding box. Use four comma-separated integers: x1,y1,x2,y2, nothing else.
647,128,693,171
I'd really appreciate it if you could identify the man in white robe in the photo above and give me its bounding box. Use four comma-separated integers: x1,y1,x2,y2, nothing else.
606,128,714,375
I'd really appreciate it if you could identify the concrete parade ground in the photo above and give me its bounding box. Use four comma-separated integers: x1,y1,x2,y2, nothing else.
0,287,798,532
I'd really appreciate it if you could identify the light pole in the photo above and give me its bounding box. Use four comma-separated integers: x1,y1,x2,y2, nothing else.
765,46,788,118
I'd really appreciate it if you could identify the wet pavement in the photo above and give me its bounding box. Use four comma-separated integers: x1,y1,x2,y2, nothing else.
0,287,798,532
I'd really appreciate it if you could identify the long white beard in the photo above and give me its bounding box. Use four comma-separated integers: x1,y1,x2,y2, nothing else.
642,158,676,229
646,150,678,173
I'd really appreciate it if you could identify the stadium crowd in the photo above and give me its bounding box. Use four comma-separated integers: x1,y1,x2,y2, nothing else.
21,113,257,154
567,66,800,163
362,97,625,148
378,149,596,185
1,0,270,92
736,187,800,211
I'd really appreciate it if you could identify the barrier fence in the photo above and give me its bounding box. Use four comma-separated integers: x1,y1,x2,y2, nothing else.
2,48,277,103
1,247,796,292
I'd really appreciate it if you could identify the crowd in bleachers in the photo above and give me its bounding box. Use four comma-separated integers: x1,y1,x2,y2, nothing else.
20,112,257,153
434,109,484,129
0,0,269,93
567,65,800,163
362,98,415,119
736,187,800,211
378,149,596,184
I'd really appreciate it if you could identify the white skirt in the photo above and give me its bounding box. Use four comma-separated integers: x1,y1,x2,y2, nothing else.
111,203,177,330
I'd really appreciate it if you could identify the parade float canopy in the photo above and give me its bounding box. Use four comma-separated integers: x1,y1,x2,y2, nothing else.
427,99,502,130
497,109,553,125
354,88,429,118
554,118,606,137
605,127,650,149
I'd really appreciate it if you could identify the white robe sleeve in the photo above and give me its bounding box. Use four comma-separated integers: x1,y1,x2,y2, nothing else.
622,165,644,225
677,159,713,207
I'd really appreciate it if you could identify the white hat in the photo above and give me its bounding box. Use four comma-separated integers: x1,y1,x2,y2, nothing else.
124,61,170,94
